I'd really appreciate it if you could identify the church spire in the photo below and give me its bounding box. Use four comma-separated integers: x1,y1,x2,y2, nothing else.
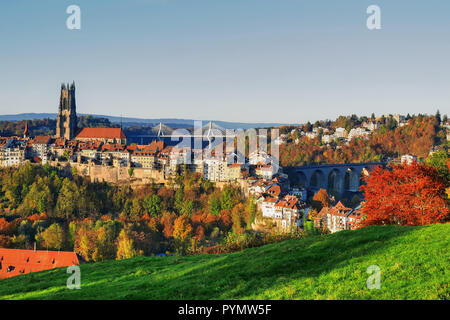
23,121,29,138
56,82,77,140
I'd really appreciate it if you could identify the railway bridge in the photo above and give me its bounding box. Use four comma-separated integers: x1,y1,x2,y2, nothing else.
287,162,385,195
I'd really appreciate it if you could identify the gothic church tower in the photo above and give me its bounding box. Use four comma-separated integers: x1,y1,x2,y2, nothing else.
56,82,77,139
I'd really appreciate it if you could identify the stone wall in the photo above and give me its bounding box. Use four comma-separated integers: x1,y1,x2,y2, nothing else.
47,161,165,186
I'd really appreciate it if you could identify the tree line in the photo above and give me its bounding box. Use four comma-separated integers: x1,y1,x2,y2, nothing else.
0,163,261,260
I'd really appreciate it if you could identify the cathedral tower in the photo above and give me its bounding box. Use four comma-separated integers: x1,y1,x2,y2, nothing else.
56,82,77,140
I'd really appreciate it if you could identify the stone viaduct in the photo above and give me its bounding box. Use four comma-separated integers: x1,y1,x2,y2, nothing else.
287,162,385,195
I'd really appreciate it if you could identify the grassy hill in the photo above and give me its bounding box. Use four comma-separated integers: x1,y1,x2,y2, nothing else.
0,224,448,300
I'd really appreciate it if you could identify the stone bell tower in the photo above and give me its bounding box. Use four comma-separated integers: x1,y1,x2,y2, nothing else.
56,82,77,140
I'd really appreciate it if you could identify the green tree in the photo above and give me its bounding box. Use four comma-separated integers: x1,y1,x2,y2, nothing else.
180,199,194,217
143,194,162,217
55,178,79,219
209,196,221,216
18,220,35,243
93,225,118,262
426,150,449,183
63,150,70,161
435,109,441,125
174,188,185,214
67,221,77,249
130,198,144,219
41,223,65,250
220,187,236,211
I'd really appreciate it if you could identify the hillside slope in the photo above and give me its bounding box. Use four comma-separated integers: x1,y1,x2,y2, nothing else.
0,224,448,300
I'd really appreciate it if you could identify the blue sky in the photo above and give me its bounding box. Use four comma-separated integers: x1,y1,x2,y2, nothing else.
0,0,449,123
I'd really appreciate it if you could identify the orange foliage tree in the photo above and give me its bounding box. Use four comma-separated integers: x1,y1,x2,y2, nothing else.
0,218,11,235
219,210,232,231
159,212,176,238
361,163,449,226
173,214,193,241
312,189,331,211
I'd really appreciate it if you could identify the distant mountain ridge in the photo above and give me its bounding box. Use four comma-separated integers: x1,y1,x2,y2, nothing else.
0,113,290,129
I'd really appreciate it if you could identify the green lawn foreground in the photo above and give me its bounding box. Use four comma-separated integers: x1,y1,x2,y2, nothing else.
0,223,448,300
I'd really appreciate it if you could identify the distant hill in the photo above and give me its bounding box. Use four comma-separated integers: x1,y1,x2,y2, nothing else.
0,113,290,129
0,224,448,300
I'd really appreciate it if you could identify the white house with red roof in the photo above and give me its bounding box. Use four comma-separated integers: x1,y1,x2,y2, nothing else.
261,194,305,232
315,201,363,233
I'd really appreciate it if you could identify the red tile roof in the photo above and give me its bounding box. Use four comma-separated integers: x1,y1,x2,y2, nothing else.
32,136,51,145
275,197,298,209
76,128,126,140
101,144,127,152
262,197,278,203
0,248,79,279
265,184,281,197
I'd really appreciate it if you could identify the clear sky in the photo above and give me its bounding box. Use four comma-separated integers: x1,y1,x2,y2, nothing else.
0,0,449,123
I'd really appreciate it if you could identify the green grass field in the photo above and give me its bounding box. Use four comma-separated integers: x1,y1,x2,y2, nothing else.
0,224,448,300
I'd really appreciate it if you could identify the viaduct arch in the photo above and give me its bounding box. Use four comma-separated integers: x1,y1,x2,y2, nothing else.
287,162,384,196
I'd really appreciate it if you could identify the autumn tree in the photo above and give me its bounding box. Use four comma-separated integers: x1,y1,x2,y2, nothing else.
116,228,137,260
41,223,65,250
93,225,118,262
173,214,193,241
0,218,11,235
0,235,12,248
74,225,97,261
160,211,176,238
219,209,232,232
312,189,331,211
361,163,449,226
231,203,245,234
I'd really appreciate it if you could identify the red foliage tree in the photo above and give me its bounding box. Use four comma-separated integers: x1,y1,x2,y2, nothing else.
219,209,232,231
361,163,449,226
0,235,12,248
193,225,205,241
159,212,176,238
28,212,48,222
0,218,11,235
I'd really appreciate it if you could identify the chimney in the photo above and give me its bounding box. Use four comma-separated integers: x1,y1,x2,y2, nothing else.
34,242,36,253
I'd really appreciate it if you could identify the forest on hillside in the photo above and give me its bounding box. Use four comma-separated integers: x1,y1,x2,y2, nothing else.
0,164,261,260
280,114,447,166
